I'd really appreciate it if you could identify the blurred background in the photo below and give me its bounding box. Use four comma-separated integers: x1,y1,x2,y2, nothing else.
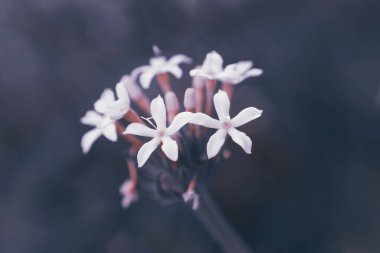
1,0,380,252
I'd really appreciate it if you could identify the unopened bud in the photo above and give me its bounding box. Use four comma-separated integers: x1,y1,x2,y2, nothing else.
165,91,179,124
165,91,179,113
152,45,162,57
121,75,142,101
184,88,195,111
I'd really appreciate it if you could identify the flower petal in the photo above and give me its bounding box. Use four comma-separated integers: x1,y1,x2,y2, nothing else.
161,136,178,161
243,68,263,78
203,51,223,75
168,54,192,65
232,107,262,128
165,65,183,79
96,117,114,128
190,113,220,129
80,110,102,127
107,100,130,120
166,112,194,135
151,95,167,129
139,68,156,89
123,123,156,137
94,89,115,114
131,65,150,80
115,81,130,100
102,124,117,142
228,127,252,154
214,90,230,120
137,137,161,167
233,61,253,73
206,129,227,159
81,128,102,154
189,68,213,79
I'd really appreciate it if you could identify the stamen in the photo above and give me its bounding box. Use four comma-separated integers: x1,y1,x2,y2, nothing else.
141,116,157,129
222,120,232,130
157,130,166,138
124,109,144,124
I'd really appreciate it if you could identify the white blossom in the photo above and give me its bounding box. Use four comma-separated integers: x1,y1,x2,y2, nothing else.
80,110,117,154
189,51,224,80
132,47,192,89
190,90,262,158
119,179,138,208
123,95,193,167
94,81,130,121
216,61,263,84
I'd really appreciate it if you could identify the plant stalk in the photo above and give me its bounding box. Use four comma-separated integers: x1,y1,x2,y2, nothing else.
194,184,253,253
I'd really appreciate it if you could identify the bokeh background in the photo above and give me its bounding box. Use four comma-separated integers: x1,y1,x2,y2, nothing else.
1,0,380,252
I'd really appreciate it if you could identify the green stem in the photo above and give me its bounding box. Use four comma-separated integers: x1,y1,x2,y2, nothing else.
194,184,253,253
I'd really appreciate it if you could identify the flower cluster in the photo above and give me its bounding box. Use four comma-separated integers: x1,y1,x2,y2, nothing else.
81,47,263,209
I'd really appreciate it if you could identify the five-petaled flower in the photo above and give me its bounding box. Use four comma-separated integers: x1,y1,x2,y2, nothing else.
123,95,193,167
189,51,223,80
190,90,262,158
80,110,117,154
216,61,263,85
132,46,192,89
94,81,130,121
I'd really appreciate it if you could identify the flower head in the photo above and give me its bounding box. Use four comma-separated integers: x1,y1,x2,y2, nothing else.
190,90,262,158
132,46,192,89
80,110,117,154
190,51,224,80
94,81,130,120
119,179,138,208
123,95,193,167
216,61,263,84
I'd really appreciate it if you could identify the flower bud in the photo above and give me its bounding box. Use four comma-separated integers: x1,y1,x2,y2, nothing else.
119,179,138,208
184,88,196,111
165,91,179,113
121,75,142,101
165,91,179,123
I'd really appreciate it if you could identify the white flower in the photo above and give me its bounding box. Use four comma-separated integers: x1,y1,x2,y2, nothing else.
183,188,200,210
119,179,138,208
94,81,130,120
189,51,224,80
80,110,117,154
190,90,262,158
216,61,263,84
132,47,192,89
123,95,193,167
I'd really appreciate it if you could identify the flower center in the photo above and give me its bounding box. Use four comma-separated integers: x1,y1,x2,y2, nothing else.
222,120,231,130
157,130,166,138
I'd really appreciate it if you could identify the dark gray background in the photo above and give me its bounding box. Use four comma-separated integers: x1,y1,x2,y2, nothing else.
1,0,380,252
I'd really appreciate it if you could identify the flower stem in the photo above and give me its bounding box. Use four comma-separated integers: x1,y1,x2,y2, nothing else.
194,184,253,253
